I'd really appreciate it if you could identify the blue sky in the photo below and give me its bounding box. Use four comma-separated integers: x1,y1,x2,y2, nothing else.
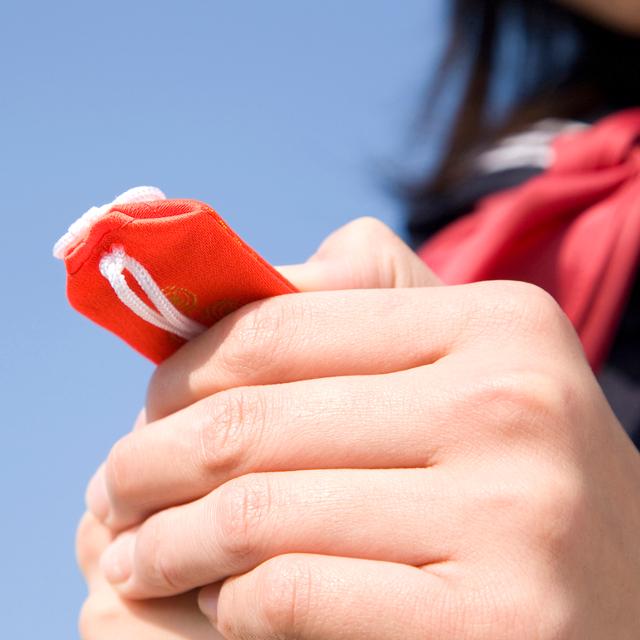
0,1,445,636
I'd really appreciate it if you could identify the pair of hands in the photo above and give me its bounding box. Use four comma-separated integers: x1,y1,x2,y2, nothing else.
77,218,640,639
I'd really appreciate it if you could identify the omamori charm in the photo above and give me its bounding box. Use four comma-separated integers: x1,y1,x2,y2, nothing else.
54,187,297,363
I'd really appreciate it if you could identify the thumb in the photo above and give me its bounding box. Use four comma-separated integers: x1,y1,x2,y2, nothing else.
277,217,441,291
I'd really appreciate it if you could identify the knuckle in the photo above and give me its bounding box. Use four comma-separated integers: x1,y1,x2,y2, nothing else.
75,513,103,575
492,370,560,427
344,216,396,242
197,388,264,474
220,298,295,378
475,589,548,640
135,515,183,592
513,282,569,334
462,365,579,441
477,571,577,640
524,282,572,335
104,436,137,507
78,596,119,639
216,474,273,561
321,216,417,288
254,556,314,637
526,470,587,553
470,281,572,340
475,468,586,563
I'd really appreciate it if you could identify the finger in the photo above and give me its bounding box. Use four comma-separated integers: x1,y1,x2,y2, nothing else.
100,468,460,599
97,363,468,530
146,221,452,421
132,407,148,431
276,216,441,291
147,278,543,421
79,588,218,639
76,512,115,587
201,554,456,639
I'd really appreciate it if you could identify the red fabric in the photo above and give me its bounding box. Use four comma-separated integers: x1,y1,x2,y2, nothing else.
62,199,297,363
419,109,640,371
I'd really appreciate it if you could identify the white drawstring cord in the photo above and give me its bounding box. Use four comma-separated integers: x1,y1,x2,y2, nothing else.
53,186,167,259
55,186,206,341
99,245,206,341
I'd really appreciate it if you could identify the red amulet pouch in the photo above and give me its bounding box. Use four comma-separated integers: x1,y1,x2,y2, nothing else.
53,187,297,364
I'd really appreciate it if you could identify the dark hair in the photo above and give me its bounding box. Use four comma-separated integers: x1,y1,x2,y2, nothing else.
406,0,640,241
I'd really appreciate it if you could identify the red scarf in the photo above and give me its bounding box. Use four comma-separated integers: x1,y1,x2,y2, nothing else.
419,109,640,371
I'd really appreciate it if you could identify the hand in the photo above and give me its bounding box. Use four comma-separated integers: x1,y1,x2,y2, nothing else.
88,218,640,638
77,513,220,638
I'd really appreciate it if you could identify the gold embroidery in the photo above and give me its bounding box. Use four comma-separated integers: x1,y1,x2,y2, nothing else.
204,299,242,323
161,285,198,313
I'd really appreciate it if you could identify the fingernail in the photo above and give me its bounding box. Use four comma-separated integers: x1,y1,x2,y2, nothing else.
85,465,110,522
101,532,135,584
198,584,221,624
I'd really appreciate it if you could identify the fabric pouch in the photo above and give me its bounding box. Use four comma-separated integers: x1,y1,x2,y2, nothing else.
54,187,297,363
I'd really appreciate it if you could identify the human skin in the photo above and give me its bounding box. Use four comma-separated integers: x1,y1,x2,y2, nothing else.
79,217,640,639
559,0,640,33
76,512,219,639
76,220,441,639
